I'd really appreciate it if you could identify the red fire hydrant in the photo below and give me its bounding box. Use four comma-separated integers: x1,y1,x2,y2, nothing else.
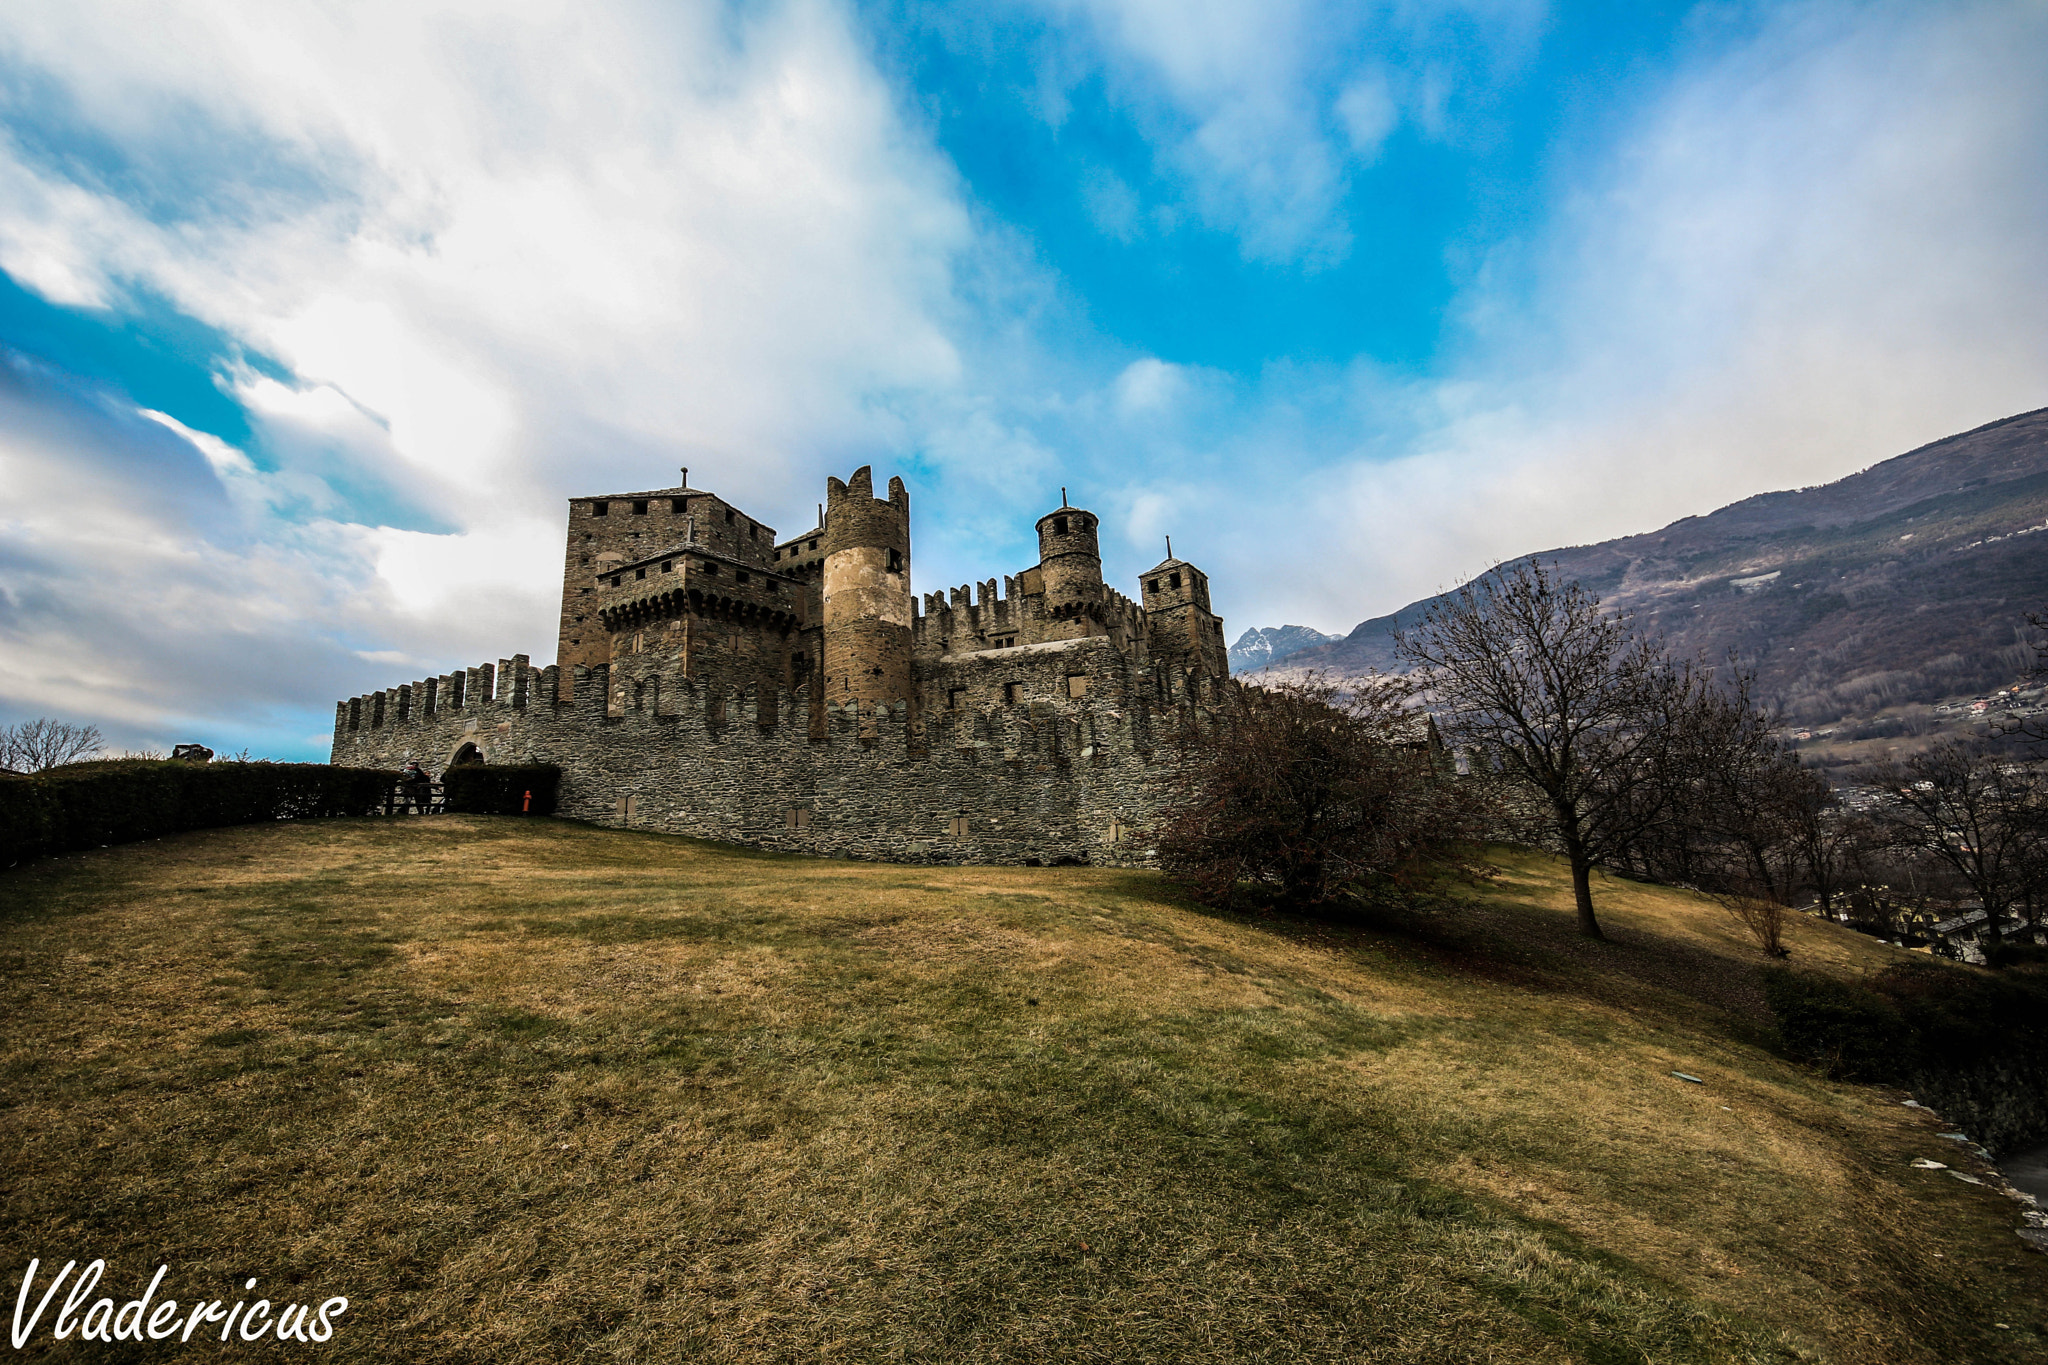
522,790,532,813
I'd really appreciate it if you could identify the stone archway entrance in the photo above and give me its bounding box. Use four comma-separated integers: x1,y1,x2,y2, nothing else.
448,742,484,769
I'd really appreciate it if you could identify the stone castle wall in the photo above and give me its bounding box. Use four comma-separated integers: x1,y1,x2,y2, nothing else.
333,636,1227,867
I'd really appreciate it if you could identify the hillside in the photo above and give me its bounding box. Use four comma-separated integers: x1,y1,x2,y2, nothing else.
1266,408,2048,746
4,817,2045,1363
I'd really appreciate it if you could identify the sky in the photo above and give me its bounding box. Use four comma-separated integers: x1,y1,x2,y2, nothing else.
1,0,2045,760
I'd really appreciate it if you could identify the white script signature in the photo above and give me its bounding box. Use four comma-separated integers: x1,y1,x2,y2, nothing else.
12,1259,348,1346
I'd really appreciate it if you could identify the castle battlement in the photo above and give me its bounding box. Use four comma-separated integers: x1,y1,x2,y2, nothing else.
333,468,1231,866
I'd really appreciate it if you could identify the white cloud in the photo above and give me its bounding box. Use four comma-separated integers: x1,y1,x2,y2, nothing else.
1335,74,1399,160
0,0,988,753
1263,0,2048,628
1035,0,1546,263
1112,357,1186,415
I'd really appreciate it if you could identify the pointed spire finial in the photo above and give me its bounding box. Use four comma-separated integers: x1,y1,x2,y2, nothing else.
681,466,688,488
1166,535,1173,559
1061,486,1069,508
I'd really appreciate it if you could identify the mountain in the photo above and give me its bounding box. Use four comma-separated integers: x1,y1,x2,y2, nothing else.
1271,407,2048,747
1228,624,1342,673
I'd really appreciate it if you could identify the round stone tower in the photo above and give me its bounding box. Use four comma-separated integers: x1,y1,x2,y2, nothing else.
1034,498,1107,641
820,466,913,707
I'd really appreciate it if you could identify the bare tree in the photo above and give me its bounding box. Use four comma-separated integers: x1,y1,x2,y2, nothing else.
1784,771,1860,919
1861,743,2044,946
1154,672,1484,908
1395,560,1711,939
0,718,105,773
1713,888,1790,958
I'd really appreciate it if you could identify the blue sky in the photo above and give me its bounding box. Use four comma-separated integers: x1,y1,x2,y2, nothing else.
1,0,2045,759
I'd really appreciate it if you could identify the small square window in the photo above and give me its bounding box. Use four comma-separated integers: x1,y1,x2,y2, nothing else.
611,575,622,587
636,567,646,580
948,687,965,710
632,499,648,515
725,509,735,525
948,816,969,837
672,497,688,513
662,559,673,573
1147,579,1159,593
703,561,719,575
1054,516,1068,534
592,500,609,516
1003,682,1021,705
737,571,750,584
1067,674,1088,699
808,538,818,550
1169,573,1181,589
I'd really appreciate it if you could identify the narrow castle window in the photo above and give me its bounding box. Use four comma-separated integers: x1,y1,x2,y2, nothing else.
592,501,609,516
662,560,673,573
1169,573,1181,589
611,575,622,587
636,567,647,580
888,548,902,573
748,523,757,539
1003,682,1021,705
1054,516,1068,534
1147,579,1159,593
737,571,751,584
702,561,719,575
724,509,735,525
632,499,648,515
948,688,964,710
672,497,688,513
808,538,818,550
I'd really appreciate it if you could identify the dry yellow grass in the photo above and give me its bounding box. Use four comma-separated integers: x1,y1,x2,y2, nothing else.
1,820,2043,1363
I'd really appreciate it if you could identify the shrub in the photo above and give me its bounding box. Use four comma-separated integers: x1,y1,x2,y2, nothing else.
0,760,397,866
1154,673,1482,909
1760,968,1905,1080
440,764,560,816
1764,961,2048,1153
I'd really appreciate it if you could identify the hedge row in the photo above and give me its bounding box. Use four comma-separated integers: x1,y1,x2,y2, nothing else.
1,759,399,866
441,764,560,816
1764,962,2048,1154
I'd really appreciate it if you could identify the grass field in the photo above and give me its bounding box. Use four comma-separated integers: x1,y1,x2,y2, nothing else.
3,816,2045,1363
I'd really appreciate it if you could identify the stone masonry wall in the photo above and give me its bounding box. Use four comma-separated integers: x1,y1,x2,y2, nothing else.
332,636,1224,868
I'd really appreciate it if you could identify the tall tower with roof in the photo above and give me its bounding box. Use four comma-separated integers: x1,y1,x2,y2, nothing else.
1140,545,1229,680
1034,495,1109,642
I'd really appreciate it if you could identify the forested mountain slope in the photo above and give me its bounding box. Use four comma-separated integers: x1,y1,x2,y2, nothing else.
1276,407,2048,729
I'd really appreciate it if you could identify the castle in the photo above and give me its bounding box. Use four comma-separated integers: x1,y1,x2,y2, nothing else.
330,467,1234,865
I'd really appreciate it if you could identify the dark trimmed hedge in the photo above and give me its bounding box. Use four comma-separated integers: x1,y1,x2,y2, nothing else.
441,764,560,816
1,759,398,866
1765,962,2048,1154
